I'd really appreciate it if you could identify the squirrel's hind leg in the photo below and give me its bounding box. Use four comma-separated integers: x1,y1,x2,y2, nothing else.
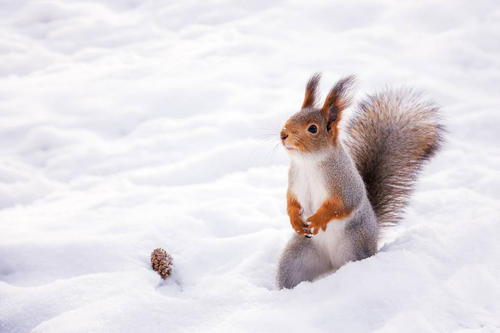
277,235,331,289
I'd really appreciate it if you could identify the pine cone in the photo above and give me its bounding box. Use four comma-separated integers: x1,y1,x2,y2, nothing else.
151,248,173,279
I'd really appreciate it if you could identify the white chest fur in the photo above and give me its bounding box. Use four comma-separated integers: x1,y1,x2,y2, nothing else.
289,157,328,219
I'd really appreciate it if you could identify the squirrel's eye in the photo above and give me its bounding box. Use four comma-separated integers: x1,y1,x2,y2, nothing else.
307,125,318,134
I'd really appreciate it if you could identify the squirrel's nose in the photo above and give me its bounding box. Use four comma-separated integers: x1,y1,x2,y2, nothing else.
280,131,288,140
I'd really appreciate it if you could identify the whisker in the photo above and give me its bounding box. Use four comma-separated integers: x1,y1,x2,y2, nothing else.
256,126,281,141
261,140,285,165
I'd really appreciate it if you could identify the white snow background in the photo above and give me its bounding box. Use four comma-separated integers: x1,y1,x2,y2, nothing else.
1,0,500,332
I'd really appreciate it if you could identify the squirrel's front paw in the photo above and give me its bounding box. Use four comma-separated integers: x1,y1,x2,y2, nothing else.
290,216,312,238
306,214,329,235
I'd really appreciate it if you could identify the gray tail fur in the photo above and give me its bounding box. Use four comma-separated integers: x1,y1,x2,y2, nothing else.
345,89,445,227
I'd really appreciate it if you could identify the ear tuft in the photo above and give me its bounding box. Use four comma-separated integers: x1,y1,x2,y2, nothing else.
322,75,355,129
301,73,321,109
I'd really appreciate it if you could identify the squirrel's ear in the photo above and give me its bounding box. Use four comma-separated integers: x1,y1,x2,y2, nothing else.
301,73,321,109
321,75,355,131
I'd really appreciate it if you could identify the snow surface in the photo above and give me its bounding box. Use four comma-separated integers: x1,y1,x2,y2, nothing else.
1,0,500,332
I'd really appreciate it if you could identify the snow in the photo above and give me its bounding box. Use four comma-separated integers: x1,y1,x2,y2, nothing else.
1,0,500,332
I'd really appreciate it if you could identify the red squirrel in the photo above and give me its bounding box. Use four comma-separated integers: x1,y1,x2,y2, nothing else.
277,74,443,289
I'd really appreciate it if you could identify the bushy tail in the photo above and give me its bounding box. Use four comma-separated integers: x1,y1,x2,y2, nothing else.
345,89,444,227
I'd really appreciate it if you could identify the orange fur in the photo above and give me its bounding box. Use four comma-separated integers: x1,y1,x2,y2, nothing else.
287,191,308,236
306,197,353,235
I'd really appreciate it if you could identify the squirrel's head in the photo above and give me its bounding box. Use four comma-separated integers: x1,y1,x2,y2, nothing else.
280,73,355,155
